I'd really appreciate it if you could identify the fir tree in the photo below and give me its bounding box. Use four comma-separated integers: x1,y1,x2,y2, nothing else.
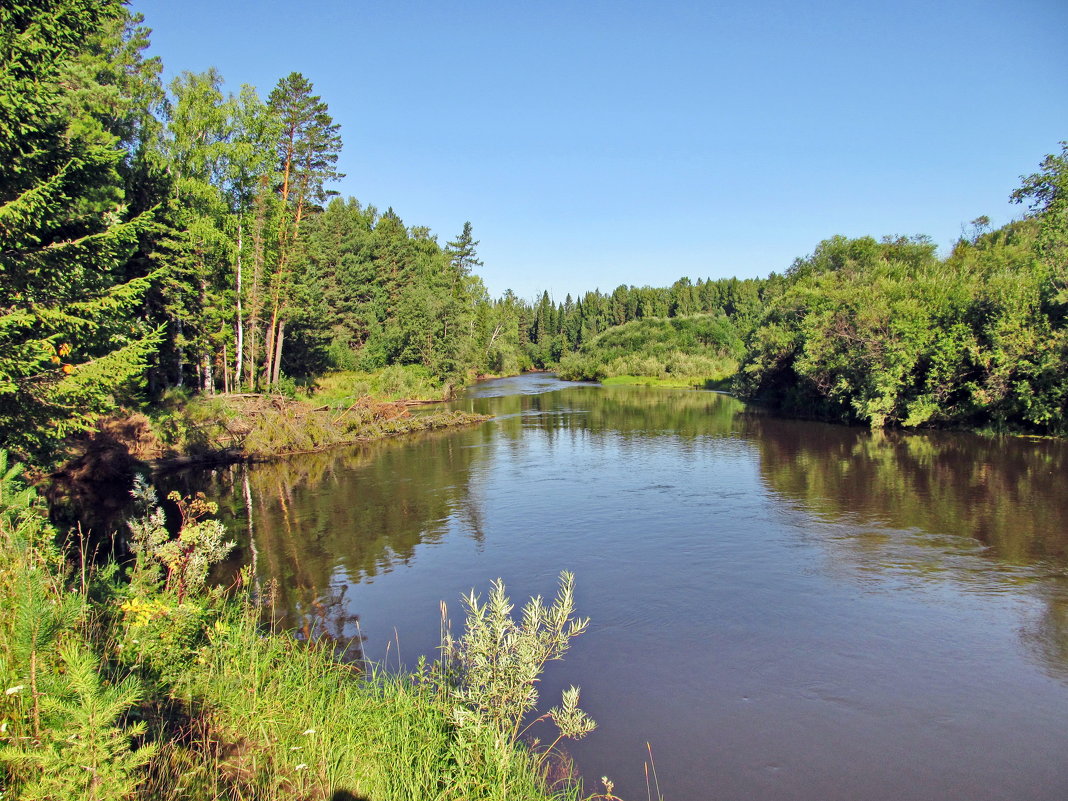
0,0,162,462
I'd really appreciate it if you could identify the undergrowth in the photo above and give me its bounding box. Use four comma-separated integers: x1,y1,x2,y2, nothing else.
312,364,454,405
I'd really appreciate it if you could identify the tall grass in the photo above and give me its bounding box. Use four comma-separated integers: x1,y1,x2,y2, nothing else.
0,455,606,800
160,604,578,801
313,365,452,405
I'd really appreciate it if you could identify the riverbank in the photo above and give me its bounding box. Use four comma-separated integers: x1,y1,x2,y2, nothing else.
599,374,733,391
0,456,608,801
144,392,488,466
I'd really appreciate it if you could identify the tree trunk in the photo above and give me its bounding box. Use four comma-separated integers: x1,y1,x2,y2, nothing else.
222,339,230,394
174,317,184,388
264,306,278,388
249,176,269,391
235,219,244,389
200,351,214,394
199,276,213,393
271,318,286,385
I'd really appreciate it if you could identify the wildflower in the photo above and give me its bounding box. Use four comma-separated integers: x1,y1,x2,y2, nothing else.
302,728,315,735
5,685,24,695
295,763,307,771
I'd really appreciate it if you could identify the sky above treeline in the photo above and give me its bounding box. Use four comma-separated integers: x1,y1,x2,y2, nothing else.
133,0,1067,302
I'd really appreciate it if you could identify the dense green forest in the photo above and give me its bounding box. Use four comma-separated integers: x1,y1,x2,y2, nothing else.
2,0,1066,473
738,203,1067,434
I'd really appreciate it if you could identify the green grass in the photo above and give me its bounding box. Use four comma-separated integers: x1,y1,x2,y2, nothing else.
601,374,734,390
153,604,580,801
0,459,601,801
312,364,451,405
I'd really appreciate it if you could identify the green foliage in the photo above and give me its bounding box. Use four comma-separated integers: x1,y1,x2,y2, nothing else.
0,0,163,463
314,364,447,404
441,572,595,757
558,314,742,385
128,479,234,604
738,218,1068,432
7,642,157,801
1012,140,1068,298
294,201,490,384
173,602,579,801
0,452,155,799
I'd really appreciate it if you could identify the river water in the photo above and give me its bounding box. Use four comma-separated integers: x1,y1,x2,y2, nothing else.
189,374,1068,800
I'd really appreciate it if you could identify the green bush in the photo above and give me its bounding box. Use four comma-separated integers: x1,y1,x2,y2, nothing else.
559,314,741,386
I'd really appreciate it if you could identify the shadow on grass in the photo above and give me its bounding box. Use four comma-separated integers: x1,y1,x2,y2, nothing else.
330,790,370,801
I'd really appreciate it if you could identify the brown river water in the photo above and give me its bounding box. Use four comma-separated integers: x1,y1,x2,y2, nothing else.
182,374,1068,800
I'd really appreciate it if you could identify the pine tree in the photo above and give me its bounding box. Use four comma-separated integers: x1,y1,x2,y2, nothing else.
446,221,484,281
262,72,343,386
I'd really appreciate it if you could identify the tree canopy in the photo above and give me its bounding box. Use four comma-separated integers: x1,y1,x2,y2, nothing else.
1,3,1065,464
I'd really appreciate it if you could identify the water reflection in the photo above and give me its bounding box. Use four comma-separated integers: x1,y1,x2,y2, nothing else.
182,377,1068,800
455,380,747,440
747,415,1068,679
171,427,489,645
749,416,1068,565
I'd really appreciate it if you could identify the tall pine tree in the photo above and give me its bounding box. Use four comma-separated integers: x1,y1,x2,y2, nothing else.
262,72,343,386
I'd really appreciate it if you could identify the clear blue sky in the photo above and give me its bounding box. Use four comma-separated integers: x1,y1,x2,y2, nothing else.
133,0,1067,303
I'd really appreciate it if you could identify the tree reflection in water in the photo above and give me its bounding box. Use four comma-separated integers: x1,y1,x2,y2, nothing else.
175,381,1068,682
747,414,1068,681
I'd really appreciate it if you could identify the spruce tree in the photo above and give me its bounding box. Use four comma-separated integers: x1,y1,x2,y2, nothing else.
0,0,162,462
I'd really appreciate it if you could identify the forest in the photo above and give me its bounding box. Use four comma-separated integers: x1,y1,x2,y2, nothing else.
2,0,1067,473
2,3,1068,800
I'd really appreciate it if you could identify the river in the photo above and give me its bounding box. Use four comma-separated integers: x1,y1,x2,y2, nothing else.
187,374,1068,800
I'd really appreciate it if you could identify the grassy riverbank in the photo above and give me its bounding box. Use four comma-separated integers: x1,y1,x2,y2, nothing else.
104,366,489,466
0,456,611,801
600,375,733,391
148,393,486,463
